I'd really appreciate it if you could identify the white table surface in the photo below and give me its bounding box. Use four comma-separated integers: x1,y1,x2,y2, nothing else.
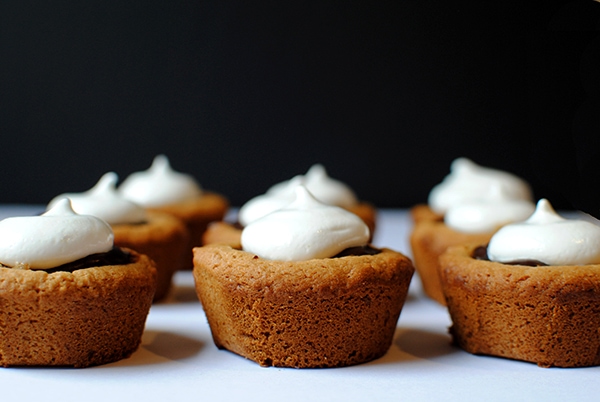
1,206,599,402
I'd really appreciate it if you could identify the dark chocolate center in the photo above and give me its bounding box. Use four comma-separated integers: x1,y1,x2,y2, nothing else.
27,247,134,273
333,245,382,258
472,245,547,267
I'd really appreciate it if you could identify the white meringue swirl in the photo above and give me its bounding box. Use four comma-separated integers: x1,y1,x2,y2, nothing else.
444,185,535,233
487,199,600,266
0,199,114,269
241,185,369,261
238,176,303,227
428,158,533,214
119,155,203,207
48,172,147,225
238,164,358,226
283,164,358,208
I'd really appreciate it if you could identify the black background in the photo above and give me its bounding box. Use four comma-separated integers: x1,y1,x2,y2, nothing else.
1,1,599,216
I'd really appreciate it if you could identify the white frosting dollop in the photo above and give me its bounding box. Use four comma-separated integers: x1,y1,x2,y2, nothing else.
487,199,600,266
238,176,303,227
47,172,147,225
428,158,533,214
444,186,535,233
119,155,203,207
241,185,370,261
0,199,114,269
271,164,359,208
238,164,358,226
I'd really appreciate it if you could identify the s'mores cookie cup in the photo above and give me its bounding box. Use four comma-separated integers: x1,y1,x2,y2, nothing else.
202,163,376,247
48,172,189,301
439,199,600,368
119,155,229,270
410,158,534,304
0,199,156,367
193,185,414,368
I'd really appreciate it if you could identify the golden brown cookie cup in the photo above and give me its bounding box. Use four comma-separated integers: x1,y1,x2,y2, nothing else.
201,221,243,249
148,192,229,270
346,201,377,241
113,211,189,302
0,249,156,368
439,243,600,368
193,244,414,368
410,204,443,224
409,205,492,305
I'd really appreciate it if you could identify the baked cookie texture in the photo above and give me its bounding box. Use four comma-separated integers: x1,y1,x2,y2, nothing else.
202,221,243,249
346,202,377,240
112,211,189,301
439,244,600,368
193,244,414,368
410,203,443,224
0,249,157,368
409,205,492,305
148,192,229,270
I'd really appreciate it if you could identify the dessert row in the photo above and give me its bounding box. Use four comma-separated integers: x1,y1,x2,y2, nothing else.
0,156,599,369
410,158,600,368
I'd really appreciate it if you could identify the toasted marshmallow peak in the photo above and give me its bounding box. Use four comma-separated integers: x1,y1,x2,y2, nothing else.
48,172,147,225
241,185,370,261
428,158,533,214
0,198,114,269
487,199,600,266
119,154,203,207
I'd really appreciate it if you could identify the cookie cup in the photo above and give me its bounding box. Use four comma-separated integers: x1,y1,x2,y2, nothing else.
0,249,157,368
113,211,189,301
410,217,492,305
347,202,377,241
410,204,443,224
193,244,414,368
202,221,243,249
149,192,228,270
439,243,600,368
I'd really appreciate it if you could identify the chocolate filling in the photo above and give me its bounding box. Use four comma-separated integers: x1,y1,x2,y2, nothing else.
334,245,381,258
472,245,547,267
2,247,134,273
122,220,149,226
